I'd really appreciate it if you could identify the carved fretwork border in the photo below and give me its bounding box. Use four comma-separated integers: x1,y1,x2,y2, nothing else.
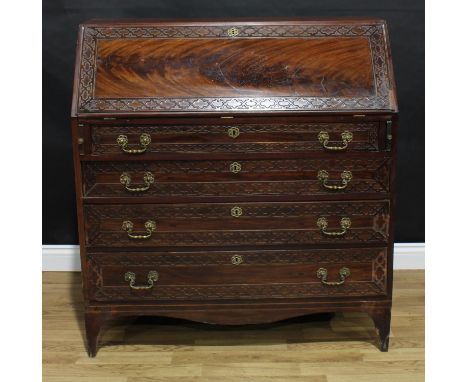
78,24,391,113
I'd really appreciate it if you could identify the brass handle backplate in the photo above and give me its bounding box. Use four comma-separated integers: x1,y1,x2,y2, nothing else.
227,127,240,138
318,131,353,151
116,133,151,154
122,220,156,239
317,170,352,190
124,271,159,290
120,172,155,192
231,255,244,265
230,162,242,173
317,217,351,236
317,267,350,286
231,206,243,218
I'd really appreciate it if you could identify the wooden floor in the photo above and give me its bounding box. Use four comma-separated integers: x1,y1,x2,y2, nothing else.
43,270,424,382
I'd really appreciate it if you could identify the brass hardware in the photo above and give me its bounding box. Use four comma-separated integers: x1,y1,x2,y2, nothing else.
122,220,156,239
78,123,84,127
120,172,155,192
103,117,116,120
77,137,84,144
116,133,151,154
316,267,350,286
227,127,240,138
231,255,244,265
317,170,352,190
230,162,242,173
318,131,353,151
353,114,366,117
386,120,393,151
316,217,351,236
124,270,159,290
231,206,243,218
227,27,239,37
221,116,234,119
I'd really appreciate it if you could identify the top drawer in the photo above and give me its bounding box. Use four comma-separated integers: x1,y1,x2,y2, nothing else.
84,122,386,156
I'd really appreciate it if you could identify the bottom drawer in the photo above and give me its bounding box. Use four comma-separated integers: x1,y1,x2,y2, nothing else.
86,247,388,302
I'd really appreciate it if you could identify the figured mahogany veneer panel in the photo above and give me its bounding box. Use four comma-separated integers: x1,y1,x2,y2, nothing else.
95,37,374,98
73,21,396,113
86,247,388,301
89,122,382,155
83,201,390,248
82,157,391,198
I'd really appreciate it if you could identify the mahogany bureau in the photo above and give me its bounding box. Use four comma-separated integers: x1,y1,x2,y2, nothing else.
71,19,398,357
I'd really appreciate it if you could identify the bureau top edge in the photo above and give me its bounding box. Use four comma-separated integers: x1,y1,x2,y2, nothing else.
72,19,398,117
80,18,389,26
72,112,398,126
72,110,399,120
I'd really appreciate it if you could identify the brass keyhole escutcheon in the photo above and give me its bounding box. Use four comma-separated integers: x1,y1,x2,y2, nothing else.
231,206,243,218
231,255,243,265
227,27,239,37
230,162,242,173
227,127,240,138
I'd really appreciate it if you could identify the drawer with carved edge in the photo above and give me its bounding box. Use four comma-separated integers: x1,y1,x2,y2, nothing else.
83,200,390,248
81,156,392,199
84,121,387,156
86,247,388,302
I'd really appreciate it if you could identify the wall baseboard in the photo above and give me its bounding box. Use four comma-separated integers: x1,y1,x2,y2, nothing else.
42,243,425,271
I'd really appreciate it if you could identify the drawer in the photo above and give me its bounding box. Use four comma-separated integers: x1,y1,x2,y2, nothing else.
88,122,383,156
86,247,388,302
82,157,391,198
83,201,390,248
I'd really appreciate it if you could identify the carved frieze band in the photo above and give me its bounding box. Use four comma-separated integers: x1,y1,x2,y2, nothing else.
87,180,388,197
87,248,387,266
91,122,378,136
90,282,386,301
84,158,389,175
88,229,388,247
84,201,389,219
78,24,390,112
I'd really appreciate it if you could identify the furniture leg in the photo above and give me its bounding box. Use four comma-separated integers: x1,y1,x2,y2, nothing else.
368,308,391,352
85,311,107,357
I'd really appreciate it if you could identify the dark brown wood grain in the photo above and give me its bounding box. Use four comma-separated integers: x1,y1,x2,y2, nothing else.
86,247,388,302
71,19,398,356
83,201,390,248
72,19,397,116
81,156,391,199
87,121,382,156
95,37,374,98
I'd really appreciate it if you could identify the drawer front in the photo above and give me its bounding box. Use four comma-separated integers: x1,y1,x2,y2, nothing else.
86,248,388,302
89,122,382,155
82,157,391,198
84,201,390,248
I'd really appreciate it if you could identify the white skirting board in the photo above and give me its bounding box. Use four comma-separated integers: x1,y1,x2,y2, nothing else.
42,243,425,271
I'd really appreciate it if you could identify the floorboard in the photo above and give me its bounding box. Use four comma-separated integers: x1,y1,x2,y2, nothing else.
43,270,425,381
